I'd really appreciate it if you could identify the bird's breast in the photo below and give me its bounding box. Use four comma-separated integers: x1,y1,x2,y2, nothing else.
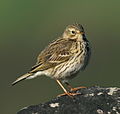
52,49,86,79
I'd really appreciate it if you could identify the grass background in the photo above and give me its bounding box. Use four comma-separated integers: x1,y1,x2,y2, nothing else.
0,0,120,113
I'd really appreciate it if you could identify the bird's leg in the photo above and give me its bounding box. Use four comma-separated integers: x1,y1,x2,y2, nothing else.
56,79,79,97
65,82,86,92
56,79,68,94
65,82,73,90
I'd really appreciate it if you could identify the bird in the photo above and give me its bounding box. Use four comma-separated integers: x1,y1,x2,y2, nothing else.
12,23,91,96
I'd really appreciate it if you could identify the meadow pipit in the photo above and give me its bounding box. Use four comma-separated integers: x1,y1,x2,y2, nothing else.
12,23,91,96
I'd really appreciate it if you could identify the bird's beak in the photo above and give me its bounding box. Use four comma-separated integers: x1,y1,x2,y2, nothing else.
77,31,84,35
80,31,84,35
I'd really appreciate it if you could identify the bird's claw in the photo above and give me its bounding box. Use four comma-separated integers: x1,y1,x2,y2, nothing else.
70,86,86,92
57,92,80,97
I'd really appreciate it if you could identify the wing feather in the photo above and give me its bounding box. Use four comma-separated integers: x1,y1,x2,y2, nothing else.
30,38,73,73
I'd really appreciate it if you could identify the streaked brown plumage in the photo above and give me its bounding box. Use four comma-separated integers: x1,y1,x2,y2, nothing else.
12,23,91,96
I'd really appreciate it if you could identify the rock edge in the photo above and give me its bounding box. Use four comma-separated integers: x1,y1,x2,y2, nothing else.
17,86,120,114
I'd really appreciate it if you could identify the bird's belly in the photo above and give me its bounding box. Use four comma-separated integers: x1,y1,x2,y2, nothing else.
61,62,83,78
53,56,85,79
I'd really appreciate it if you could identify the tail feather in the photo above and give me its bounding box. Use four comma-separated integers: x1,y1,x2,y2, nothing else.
12,73,32,86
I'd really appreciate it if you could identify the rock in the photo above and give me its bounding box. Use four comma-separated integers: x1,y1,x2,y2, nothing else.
17,86,120,114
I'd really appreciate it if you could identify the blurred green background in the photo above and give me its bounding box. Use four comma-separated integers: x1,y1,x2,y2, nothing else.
0,0,120,113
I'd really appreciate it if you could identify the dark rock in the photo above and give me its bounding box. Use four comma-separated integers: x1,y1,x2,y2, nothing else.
17,86,120,114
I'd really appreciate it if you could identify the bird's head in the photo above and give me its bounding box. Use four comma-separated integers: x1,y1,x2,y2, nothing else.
63,23,85,41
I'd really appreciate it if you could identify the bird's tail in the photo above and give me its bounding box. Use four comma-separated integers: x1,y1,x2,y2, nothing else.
12,73,32,86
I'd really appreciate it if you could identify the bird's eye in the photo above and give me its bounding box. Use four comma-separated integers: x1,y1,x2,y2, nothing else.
71,30,76,34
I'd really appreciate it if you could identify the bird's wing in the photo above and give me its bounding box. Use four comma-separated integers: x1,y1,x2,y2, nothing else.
30,38,73,73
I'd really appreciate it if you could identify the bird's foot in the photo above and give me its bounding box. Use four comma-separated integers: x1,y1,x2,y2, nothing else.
70,86,86,92
57,92,80,97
